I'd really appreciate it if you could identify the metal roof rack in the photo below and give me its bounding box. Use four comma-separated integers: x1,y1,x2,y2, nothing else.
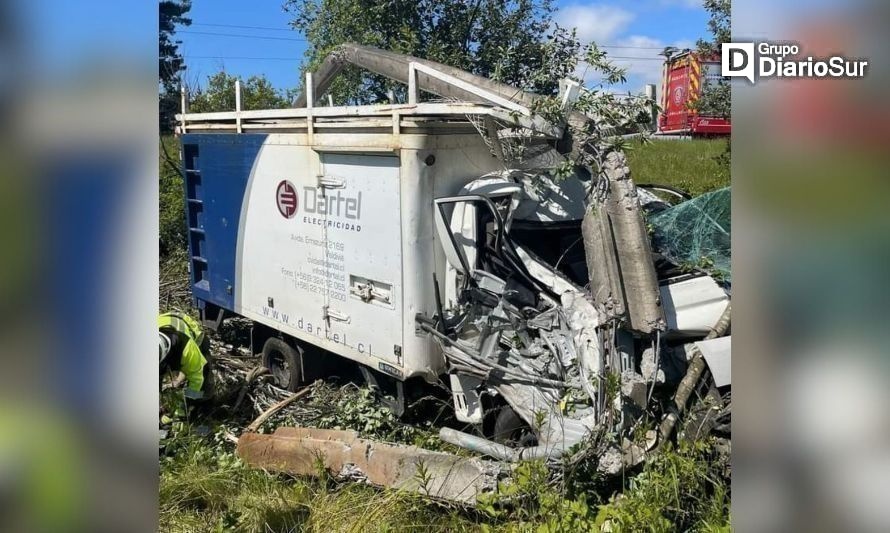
176,43,593,144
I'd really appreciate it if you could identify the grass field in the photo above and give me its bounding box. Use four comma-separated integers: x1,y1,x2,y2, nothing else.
159,136,731,532
626,138,730,197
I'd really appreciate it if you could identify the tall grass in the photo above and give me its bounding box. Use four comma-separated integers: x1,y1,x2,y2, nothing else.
160,432,481,531
625,138,730,197
160,429,730,532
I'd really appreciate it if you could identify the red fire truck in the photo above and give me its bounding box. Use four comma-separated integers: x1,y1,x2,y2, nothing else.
659,51,731,135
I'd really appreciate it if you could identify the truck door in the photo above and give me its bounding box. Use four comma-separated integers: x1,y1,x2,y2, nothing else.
317,153,403,367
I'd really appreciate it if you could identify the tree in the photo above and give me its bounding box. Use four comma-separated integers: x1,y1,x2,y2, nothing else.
284,0,653,181
697,0,730,57
159,1,192,131
284,0,580,104
188,72,292,113
694,0,731,172
695,0,730,118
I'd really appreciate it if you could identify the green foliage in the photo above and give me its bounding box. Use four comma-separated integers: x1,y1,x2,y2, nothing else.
714,137,731,173
159,135,186,258
696,78,730,119
480,460,601,532
285,0,580,104
694,0,732,173
478,441,730,533
695,0,731,120
160,387,729,531
317,386,403,436
526,43,658,183
161,431,312,531
159,1,192,132
159,1,192,90
313,385,447,447
679,256,728,283
594,441,731,532
696,0,731,56
189,72,293,113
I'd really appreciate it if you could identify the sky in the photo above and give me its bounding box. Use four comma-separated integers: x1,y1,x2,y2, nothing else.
175,1,709,96
17,1,706,94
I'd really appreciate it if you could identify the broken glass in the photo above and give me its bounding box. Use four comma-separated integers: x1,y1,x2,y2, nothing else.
649,187,731,282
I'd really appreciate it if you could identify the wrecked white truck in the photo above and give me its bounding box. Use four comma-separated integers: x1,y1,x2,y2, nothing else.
176,44,731,497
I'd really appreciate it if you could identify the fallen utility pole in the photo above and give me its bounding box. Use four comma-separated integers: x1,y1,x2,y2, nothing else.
237,427,505,505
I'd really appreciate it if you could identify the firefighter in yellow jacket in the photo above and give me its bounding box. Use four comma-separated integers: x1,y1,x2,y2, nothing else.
158,311,213,400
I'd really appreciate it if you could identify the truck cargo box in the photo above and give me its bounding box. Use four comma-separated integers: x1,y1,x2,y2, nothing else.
181,128,504,382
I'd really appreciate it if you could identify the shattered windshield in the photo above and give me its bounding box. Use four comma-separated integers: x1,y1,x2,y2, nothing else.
649,187,731,282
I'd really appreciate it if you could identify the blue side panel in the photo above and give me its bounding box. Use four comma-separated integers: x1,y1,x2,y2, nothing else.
180,133,266,311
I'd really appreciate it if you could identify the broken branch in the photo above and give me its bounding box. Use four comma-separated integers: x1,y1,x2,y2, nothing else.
245,380,319,433
656,303,731,449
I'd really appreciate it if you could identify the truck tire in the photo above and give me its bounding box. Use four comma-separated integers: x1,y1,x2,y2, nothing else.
261,337,303,392
491,406,537,447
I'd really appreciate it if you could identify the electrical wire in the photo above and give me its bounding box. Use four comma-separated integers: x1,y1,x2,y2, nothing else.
192,22,295,32
179,30,307,42
182,55,299,61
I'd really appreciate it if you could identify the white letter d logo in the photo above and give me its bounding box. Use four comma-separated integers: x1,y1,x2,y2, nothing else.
722,43,755,83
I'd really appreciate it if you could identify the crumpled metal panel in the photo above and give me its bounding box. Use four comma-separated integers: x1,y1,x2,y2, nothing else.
661,276,730,338
696,335,731,387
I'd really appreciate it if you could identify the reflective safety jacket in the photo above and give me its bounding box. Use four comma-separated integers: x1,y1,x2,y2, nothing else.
158,311,207,397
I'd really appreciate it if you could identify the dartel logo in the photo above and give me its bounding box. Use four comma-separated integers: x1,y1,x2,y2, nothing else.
275,181,363,222
303,187,362,220
277,180,298,218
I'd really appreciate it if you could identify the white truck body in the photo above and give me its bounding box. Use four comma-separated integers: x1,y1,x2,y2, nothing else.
182,127,508,382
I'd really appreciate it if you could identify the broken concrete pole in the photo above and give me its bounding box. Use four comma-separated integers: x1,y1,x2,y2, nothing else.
581,200,625,320
295,43,538,110
583,151,665,334
597,438,647,475
293,43,595,159
237,427,504,505
601,151,664,334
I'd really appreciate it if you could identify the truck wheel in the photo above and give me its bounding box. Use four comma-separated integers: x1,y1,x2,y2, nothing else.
261,337,302,392
491,406,537,447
